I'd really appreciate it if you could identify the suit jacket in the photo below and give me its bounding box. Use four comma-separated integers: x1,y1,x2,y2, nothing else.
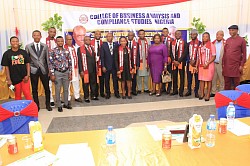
25,42,49,75
78,46,96,74
127,41,140,67
114,46,135,72
170,39,188,66
213,40,224,64
100,42,118,71
186,40,202,63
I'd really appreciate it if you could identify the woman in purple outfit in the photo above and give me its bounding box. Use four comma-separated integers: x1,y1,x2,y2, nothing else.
148,34,168,96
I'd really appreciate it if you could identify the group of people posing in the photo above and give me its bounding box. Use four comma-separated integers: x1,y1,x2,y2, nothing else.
1,25,246,112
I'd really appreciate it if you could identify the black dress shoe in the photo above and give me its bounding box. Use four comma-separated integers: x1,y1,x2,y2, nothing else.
170,92,178,96
63,104,72,109
179,93,184,97
184,91,191,97
137,90,141,94
84,99,90,103
46,106,52,111
50,102,55,107
105,95,110,99
132,92,137,96
61,101,64,104
75,98,83,102
91,97,99,100
166,91,170,95
58,107,63,112
195,93,199,98
128,96,132,99
144,90,150,93
115,94,121,98
100,93,105,98
210,93,215,97
205,98,210,101
122,96,126,99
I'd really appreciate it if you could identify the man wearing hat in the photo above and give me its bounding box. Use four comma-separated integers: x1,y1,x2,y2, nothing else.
222,25,246,90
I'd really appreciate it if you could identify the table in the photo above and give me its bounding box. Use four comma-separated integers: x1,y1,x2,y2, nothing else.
1,118,250,166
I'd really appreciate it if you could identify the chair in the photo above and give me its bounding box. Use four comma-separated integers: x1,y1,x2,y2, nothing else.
214,90,250,119
0,100,38,134
236,84,250,94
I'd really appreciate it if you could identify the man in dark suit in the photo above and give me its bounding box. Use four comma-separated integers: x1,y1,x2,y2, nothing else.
78,36,98,103
170,30,188,97
126,31,140,95
101,32,120,99
25,30,52,111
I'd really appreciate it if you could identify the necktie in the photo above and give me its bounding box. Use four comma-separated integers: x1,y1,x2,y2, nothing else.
109,43,113,55
164,37,167,44
36,44,40,56
175,40,179,59
97,41,100,56
88,46,92,55
129,41,132,50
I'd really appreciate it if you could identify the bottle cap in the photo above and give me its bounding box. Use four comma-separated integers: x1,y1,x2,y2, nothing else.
108,126,113,131
210,114,215,118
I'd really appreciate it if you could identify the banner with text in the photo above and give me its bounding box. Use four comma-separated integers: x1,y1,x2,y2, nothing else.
62,10,189,43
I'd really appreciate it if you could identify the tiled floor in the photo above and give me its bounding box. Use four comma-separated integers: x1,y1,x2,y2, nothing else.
0,92,216,133
34,93,216,132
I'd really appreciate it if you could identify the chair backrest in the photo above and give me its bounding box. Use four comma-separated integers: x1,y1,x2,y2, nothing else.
0,100,38,134
236,84,250,93
215,90,250,119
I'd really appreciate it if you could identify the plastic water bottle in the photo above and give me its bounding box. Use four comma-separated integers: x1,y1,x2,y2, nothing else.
106,126,116,145
205,114,216,147
226,102,235,130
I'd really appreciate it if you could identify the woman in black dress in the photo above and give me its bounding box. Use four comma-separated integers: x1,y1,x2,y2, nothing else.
115,36,135,99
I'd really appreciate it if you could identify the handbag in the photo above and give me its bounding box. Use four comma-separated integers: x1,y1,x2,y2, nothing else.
162,71,171,83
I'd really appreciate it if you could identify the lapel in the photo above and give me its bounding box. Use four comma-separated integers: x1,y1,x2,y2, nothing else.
219,44,224,63
31,44,38,59
39,44,44,57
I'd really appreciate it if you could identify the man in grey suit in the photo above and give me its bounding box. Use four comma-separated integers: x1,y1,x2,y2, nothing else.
25,30,52,111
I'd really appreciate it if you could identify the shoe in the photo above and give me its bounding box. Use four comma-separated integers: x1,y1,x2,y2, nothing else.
195,93,199,98
205,98,210,101
210,93,215,97
84,99,90,103
156,93,161,97
184,91,191,97
199,95,205,100
91,97,99,100
166,91,170,95
122,96,126,99
144,90,150,93
179,93,183,97
58,107,63,112
105,95,110,99
132,92,137,96
170,92,178,96
100,93,105,98
115,94,121,98
61,101,64,104
63,104,72,109
128,96,132,99
137,90,141,94
75,98,83,102
46,106,52,111
149,92,156,96
50,102,55,107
